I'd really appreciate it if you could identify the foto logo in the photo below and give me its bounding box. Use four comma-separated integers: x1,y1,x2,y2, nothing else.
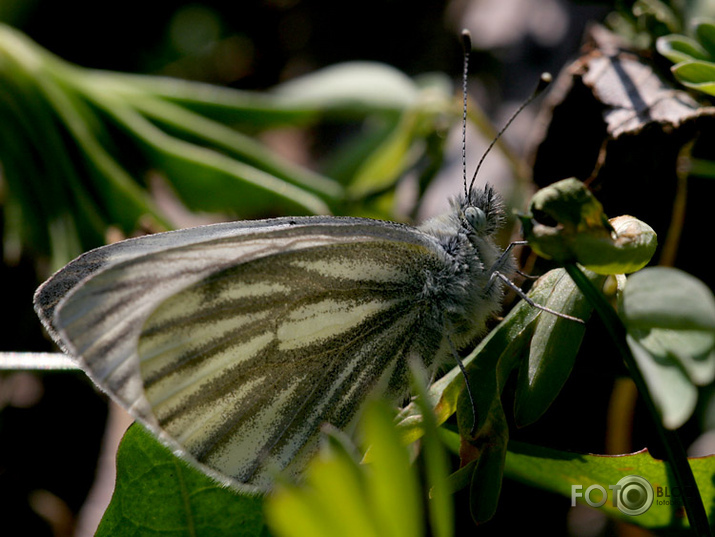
571,475,654,516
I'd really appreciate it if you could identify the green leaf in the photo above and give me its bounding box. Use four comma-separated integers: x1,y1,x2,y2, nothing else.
394,267,600,524
347,111,420,198
689,158,715,178
265,400,425,537
514,269,604,427
632,328,715,385
468,436,507,525
656,34,711,64
84,63,415,128
632,0,681,33
627,332,699,429
363,401,424,537
520,179,657,274
620,267,715,331
695,19,715,59
79,89,333,216
273,62,420,112
321,118,401,185
97,424,268,537
410,362,453,537
671,59,715,95
266,431,378,537
620,267,715,428
121,90,343,199
396,267,595,442
505,441,715,530
266,368,456,537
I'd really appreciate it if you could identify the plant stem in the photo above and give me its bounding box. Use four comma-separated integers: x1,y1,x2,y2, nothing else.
564,263,711,536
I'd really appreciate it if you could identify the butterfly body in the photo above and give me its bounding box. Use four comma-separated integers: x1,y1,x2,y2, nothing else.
34,185,513,492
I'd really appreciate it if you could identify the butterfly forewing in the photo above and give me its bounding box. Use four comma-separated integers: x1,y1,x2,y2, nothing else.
36,218,450,491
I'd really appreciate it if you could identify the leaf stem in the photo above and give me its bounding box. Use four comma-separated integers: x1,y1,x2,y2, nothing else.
564,263,711,536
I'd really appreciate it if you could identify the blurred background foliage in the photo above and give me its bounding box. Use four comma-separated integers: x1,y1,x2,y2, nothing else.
3,0,715,536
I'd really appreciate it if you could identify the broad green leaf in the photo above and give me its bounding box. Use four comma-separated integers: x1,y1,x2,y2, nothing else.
620,267,715,428
658,20,715,96
633,328,715,386
520,179,657,274
627,332,699,429
620,267,715,331
394,268,599,523
448,268,604,522
396,267,592,441
505,441,715,530
514,269,603,427
456,340,511,524
97,424,267,537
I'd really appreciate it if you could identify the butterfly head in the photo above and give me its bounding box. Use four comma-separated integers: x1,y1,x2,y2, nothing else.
460,184,505,238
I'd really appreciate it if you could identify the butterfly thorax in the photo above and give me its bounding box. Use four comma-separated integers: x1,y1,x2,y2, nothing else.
418,186,515,349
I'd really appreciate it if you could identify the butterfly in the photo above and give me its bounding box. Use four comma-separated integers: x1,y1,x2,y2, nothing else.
33,31,559,493
33,184,515,492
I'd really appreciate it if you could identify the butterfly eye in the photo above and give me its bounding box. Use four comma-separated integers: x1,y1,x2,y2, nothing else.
464,206,486,231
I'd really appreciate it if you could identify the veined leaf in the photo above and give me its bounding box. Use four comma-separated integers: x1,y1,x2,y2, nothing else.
97,424,267,537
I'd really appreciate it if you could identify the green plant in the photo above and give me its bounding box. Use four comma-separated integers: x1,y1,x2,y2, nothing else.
658,18,715,96
0,23,456,271
4,10,715,536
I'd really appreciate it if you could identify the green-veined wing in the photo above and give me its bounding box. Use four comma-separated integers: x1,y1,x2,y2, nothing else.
34,217,451,491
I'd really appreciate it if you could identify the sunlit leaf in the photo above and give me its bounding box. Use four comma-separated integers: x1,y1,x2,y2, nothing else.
656,34,710,64
505,441,715,530
97,425,267,537
671,60,715,95
520,179,657,274
265,401,425,537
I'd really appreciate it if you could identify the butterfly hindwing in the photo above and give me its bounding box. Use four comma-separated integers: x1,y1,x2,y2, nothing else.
138,240,445,487
35,218,451,491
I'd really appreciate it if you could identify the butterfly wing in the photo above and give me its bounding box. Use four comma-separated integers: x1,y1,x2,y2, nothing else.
34,217,450,491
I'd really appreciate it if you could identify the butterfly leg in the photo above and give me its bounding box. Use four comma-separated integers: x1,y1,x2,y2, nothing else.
485,240,585,324
445,326,479,435
490,271,585,324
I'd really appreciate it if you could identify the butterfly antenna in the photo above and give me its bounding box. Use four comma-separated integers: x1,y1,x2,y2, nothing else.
467,71,552,197
461,29,471,200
